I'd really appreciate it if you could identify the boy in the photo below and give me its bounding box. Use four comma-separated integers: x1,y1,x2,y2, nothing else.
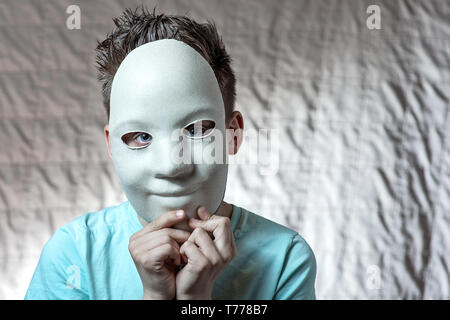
25,6,316,300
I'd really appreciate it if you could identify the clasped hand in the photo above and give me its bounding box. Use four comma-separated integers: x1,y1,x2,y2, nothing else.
128,206,237,300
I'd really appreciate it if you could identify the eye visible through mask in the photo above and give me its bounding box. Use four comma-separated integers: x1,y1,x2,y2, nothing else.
120,119,216,150
183,119,216,139
121,132,153,149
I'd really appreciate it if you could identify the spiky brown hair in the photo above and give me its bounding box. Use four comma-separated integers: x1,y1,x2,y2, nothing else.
95,5,236,124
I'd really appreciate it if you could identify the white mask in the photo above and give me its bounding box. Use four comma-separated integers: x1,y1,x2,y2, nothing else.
109,39,228,230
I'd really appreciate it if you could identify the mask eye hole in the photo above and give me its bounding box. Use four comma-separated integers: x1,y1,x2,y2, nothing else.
121,132,152,149
183,120,216,139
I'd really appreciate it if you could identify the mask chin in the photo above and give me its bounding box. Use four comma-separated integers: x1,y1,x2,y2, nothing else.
162,193,225,232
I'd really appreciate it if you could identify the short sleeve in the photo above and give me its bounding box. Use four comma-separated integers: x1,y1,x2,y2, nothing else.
24,228,89,300
273,233,317,300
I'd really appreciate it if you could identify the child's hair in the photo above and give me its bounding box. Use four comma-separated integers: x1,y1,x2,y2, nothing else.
95,5,236,124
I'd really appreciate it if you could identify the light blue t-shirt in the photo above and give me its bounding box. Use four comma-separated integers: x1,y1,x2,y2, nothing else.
25,201,316,300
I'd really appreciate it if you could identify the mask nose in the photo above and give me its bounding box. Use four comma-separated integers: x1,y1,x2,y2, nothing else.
152,137,194,179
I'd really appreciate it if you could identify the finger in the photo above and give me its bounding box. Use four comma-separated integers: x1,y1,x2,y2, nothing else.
132,209,185,240
179,240,209,271
140,243,181,270
188,210,235,261
197,206,213,221
189,214,231,249
207,219,236,262
188,227,222,266
131,228,191,251
146,209,186,233
188,206,219,231
133,236,180,257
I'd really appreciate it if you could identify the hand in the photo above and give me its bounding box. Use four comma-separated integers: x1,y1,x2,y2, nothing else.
176,206,237,300
128,209,190,300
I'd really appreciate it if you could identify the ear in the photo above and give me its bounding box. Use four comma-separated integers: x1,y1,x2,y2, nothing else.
226,110,244,155
104,124,113,160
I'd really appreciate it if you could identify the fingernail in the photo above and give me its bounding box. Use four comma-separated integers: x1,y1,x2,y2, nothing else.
198,206,206,213
176,210,184,217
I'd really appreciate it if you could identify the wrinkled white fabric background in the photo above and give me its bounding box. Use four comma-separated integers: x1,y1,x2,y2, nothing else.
0,0,449,299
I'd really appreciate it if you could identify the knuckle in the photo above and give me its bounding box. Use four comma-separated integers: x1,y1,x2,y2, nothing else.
211,257,222,268
161,228,172,236
160,234,171,244
187,232,195,242
169,242,178,253
146,260,164,271
198,259,210,271
181,229,191,237
170,238,179,249
128,242,135,254
194,227,203,233
150,222,161,231
224,249,235,263
184,240,194,247
180,233,191,242
221,217,231,228
161,243,172,252
129,232,140,244
190,229,200,239
151,217,168,231
222,253,230,263
136,253,146,266
182,240,194,253
194,227,205,236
